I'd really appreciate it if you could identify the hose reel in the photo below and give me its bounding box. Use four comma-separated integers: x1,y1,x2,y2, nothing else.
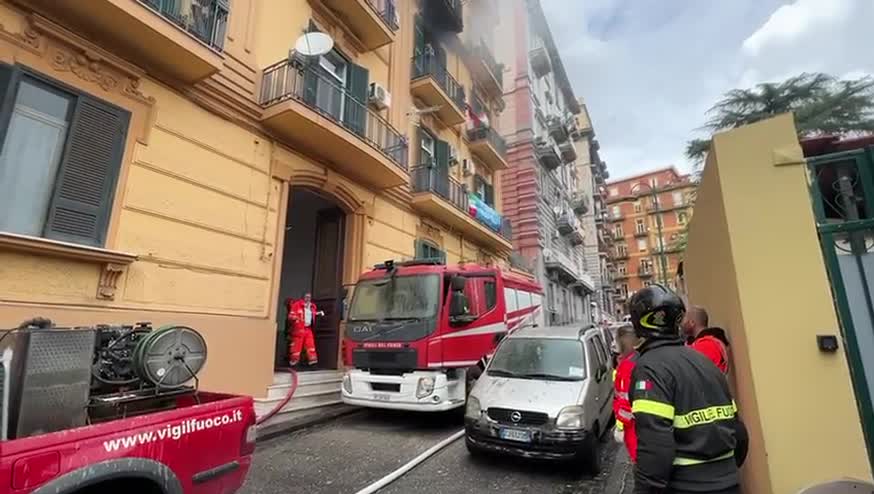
92,323,207,393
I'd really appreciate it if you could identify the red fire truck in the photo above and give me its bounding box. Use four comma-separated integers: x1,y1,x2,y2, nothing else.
341,260,544,411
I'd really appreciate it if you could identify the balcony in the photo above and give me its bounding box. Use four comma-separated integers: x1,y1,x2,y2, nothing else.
314,0,398,50
572,193,590,215
534,139,561,170
638,269,654,278
410,166,512,252
529,46,552,78
569,228,584,246
633,228,649,238
559,140,577,163
547,115,569,143
259,58,409,189
614,252,629,260
467,40,504,98
467,124,508,170
423,0,463,33
28,0,227,83
544,249,580,284
411,55,467,126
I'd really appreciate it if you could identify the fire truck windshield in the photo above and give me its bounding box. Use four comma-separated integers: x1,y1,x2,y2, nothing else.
348,274,440,322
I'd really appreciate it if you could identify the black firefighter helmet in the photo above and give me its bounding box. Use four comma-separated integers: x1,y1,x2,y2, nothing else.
629,284,686,338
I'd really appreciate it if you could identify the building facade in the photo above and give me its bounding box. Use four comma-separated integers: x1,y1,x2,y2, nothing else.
0,0,514,398
605,166,694,315
496,0,596,326
572,99,615,322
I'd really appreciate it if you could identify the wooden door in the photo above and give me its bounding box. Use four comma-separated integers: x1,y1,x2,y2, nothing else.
311,208,345,369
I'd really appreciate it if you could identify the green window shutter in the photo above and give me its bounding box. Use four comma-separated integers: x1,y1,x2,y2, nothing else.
344,63,369,137
485,183,495,206
44,96,130,246
435,139,449,170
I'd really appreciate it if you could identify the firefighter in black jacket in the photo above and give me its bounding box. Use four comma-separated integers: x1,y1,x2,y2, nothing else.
628,285,745,494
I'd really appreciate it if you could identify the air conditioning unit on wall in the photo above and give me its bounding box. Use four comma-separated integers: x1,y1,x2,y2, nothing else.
368,82,391,110
462,159,473,176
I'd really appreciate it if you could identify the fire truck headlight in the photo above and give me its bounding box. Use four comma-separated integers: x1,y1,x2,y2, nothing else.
465,396,482,419
556,406,585,430
342,373,353,394
416,376,435,398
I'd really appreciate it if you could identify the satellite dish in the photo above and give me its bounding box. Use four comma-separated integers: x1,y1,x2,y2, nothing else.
295,32,334,57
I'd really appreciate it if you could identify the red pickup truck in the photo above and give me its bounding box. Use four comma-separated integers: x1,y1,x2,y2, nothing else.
1,391,256,494
0,320,256,494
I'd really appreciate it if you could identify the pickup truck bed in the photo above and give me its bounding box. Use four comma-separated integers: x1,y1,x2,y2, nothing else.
0,391,256,494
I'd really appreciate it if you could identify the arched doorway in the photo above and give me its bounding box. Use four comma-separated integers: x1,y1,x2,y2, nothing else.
275,186,347,371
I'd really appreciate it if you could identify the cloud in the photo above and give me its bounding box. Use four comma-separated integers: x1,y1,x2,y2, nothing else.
742,0,852,57
538,0,874,178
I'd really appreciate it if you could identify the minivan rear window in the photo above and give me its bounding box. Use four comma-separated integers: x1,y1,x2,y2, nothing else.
487,338,586,381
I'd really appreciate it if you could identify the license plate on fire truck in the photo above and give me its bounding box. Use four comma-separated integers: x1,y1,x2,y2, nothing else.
373,393,392,402
499,428,531,443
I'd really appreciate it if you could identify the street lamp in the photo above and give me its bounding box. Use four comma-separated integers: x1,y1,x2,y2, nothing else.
630,182,669,286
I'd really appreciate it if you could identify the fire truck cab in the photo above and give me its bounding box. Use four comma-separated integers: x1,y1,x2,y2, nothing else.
341,260,543,411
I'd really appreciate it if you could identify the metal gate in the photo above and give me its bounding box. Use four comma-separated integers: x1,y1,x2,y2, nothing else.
808,146,874,470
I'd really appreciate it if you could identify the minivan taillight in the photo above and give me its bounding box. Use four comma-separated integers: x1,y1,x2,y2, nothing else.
240,412,257,456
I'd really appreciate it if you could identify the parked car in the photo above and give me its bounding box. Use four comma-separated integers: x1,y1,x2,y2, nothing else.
463,325,615,473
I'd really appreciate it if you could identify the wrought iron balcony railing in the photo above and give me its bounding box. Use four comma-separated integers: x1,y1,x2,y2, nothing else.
367,0,399,31
139,0,229,51
411,165,512,241
260,57,408,170
411,54,467,111
467,124,508,158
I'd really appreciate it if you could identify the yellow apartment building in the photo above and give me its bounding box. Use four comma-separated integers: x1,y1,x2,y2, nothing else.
0,0,513,399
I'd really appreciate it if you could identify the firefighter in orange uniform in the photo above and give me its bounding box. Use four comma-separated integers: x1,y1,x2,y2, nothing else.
288,292,323,367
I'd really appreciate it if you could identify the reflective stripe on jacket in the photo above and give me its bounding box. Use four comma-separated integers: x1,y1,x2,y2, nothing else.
630,337,740,493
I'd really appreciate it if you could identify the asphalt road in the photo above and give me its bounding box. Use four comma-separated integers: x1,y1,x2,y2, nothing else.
240,409,633,494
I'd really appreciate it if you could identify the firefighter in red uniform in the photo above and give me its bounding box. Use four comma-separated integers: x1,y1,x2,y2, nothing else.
612,323,640,462
682,306,730,374
288,292,324,367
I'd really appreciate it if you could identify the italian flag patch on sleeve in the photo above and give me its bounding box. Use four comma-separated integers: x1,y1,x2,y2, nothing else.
635,380,653,392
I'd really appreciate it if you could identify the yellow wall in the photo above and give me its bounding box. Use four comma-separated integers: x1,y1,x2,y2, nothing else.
685,114,872,493
0,0,511,398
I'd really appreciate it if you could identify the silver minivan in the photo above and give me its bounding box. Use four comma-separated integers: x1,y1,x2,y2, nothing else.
464,325,614,473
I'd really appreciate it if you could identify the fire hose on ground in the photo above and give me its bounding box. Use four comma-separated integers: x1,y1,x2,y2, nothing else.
256,367,299,426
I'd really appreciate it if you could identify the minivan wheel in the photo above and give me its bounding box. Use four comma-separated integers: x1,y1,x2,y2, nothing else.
465,435,486,459
578,430,601,475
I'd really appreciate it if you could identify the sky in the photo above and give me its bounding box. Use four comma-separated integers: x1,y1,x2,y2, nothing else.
540,0,874,179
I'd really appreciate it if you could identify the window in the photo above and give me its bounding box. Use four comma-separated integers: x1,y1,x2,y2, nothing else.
618,262,627,275
484,280,497,311
414,239,445,263
613,224,623,238
473,175,494,206
673,191,684,206
531,293,542,310
504,287,518,312
490,338,585,381
518,290,532,309
616,243,627,257
585,340,600,374
619,284,628,297
612,205,621,218
637,238,647,252
419,129,435,165
633,201,641,213
0,66,129,247
609,187,618,197
635,218,647,234
643,280,654,288
650,177,659,187
678,211,689,225
640,258,654,274
592,336,609,367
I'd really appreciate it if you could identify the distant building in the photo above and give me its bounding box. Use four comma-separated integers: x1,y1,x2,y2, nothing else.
605,167,695,316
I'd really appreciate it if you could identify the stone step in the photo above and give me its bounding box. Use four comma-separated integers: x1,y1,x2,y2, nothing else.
254,388,342,417
266,377,341,399
272,369,343,385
